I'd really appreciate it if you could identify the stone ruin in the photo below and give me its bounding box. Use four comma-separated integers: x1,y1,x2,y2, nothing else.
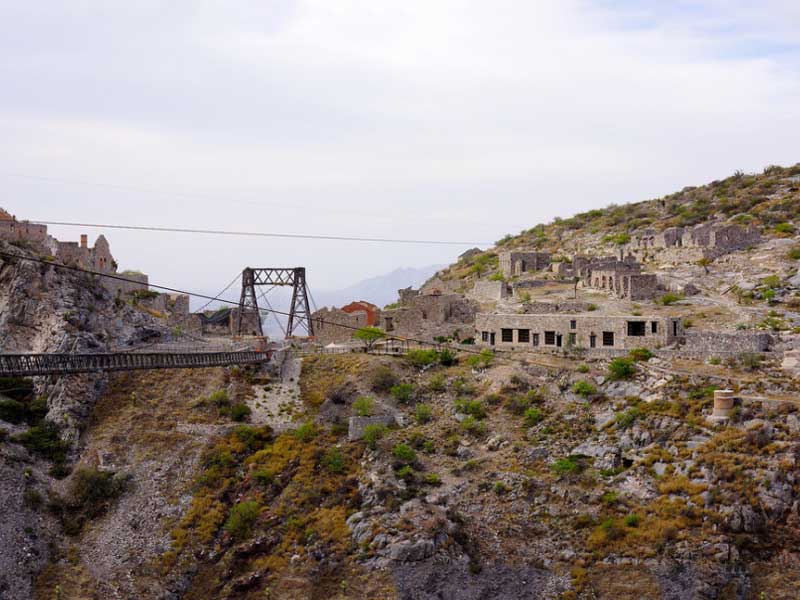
627,221,761,261
312,301,379,345
0,208,150,299
578,255,658,301
499,250,551,278
380,287,477,342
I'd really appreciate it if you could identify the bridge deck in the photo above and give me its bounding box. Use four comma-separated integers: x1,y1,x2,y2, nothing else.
0,351,268,377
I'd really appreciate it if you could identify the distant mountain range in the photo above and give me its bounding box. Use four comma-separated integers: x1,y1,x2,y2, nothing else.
262,264,443,338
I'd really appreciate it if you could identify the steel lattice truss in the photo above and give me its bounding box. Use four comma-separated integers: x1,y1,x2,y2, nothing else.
0,351,267,377
237,267,315,338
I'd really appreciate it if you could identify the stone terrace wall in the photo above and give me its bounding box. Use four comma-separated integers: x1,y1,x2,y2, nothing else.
682,331,774,354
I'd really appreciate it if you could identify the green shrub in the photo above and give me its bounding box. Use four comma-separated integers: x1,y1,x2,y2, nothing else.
12,421,68,466
69,467,129,518
658,292,683,306
493,481,509,495
614,406,640,429
293,422,317,442
209,389,230,407
392,443,417,464
551,456,580,476
628,348,653,362
390,383,414,404
523,407,543,427
577,364,590,373
624,513,641,527
427,374,446,392
587,304,598,312
228,403,251,422
370,365,398,392
460,415,487,436
454,399,485,418
362,424,387,449
774,222,795,235
0,399,26,424
253,468,274,487
322,447,345,473
415,403,433,424
571,380,596,398
788,246,800,260
233,425,271,452
225,500,261,540
467,349,494,369
395,465,415,482
488,272,505,282
438,348,458,366
423,473,442,486
352,396,375,416
406,349,439,367
608,358,636,380
600,490,619,506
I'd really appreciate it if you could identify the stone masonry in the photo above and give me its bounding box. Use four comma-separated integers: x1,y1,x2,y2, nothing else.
475,313,683,351
499,250,551,278
381,288,477,342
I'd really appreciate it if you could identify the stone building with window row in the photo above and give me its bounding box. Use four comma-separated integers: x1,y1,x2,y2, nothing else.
475,313,683,350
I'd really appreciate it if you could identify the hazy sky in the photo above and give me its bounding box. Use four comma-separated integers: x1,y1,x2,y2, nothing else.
2,1,799,307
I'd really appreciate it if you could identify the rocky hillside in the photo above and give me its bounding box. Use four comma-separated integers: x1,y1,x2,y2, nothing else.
436,163,800,284
3,164,800,600
0,242,176,599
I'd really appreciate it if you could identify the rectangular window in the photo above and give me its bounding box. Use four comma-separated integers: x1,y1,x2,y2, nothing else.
532,333,540,346
501,328,514,343
651,321,658,334
602,331,615,347
590,334,596,348
568,332,576,346
627,321,646,336
385,317,394,332
481,331,489,343
544,331,556,345
518,329,530,343
570,320,577,330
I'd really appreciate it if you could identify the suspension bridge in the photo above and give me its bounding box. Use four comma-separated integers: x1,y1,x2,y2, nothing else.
0,259,320,379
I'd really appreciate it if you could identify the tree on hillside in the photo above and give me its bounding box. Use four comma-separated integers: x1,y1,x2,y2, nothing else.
353,327,386,352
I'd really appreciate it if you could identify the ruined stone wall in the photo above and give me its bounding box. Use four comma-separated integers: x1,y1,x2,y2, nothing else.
520,301,593,314
381,293,477,342
110,272,149,298
0,219,48,244
475,313,683,350
682,331,774,354
469,280,510,301
499,251,551,277
312,307,368,345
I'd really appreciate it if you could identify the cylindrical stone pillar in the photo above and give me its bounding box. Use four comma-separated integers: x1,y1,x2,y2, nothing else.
712,389,735,419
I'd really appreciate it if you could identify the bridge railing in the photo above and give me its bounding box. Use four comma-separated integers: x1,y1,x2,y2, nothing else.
0,351,269,377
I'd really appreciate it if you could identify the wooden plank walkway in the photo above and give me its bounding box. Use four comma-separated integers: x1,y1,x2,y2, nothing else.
0,351,268,377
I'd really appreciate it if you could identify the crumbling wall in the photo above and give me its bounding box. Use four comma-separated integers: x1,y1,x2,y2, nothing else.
499,250,551,277
469,280,510,301
312,307,368,345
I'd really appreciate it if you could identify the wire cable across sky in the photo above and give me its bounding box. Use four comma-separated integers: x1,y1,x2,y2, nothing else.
30,220,491,247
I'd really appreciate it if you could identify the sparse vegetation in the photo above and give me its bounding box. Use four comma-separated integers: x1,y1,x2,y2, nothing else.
572,380,597,398
352,396,375,417
415,403,433,424
390,383,414,404
362,423,387,449
658,292,683,306
608,358,637,380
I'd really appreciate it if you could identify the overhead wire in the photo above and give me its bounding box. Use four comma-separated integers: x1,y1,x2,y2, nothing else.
28,220,490,246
